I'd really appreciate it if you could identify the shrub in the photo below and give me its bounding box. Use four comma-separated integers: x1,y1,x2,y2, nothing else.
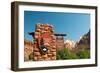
29,52,34,61
57,48,78,60
77,49,90,59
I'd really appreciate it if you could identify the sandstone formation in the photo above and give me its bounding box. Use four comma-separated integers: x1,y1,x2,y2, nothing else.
75,30,90,51
64,40,75,50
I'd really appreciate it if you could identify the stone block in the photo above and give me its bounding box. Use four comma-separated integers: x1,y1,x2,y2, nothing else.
51,56,56,60
44,57,51,61
52,52,56,56
33,48,39,52
50,49,56,52
34,57,38,61
42,54,48,58
48,54,52,57
34,52,41,56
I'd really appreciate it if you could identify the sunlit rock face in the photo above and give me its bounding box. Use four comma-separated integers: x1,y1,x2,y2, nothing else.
64,30,90,52
64,40,76,50
75,30,90,51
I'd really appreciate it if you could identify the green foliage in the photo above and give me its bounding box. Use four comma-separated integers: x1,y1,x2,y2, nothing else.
57,48,78,60
29,52,34,61
77,49,90,59
57,48,90,60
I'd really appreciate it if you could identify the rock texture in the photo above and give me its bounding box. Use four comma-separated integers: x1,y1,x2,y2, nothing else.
64,40,75,50
75,30,90,51
24,40,33,61
33,24,56,61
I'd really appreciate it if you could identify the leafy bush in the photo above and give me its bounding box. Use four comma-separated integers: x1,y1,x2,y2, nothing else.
29,52,34,61
57,48,78,60
77,49,90,59
57,48,90,60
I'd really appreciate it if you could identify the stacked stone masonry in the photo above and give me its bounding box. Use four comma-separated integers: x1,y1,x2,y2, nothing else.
33,24,56,61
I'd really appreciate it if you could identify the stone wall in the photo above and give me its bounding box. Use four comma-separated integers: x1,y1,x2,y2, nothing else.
33,24,56,61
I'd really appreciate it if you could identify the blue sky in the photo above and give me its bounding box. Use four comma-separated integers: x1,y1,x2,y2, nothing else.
24,11,90,42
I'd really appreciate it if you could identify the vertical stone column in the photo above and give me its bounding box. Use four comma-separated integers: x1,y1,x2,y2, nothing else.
33,24,56,61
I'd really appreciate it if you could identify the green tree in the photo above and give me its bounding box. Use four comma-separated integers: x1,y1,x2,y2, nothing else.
77,49,90,59
29,52,34,61
57,48,78,60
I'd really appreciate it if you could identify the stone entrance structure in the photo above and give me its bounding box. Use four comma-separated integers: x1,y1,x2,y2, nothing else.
29,23,66,61
29,24,56,61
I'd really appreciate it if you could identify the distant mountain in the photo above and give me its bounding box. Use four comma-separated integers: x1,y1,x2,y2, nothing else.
75,30,90,51
64,40,76,50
